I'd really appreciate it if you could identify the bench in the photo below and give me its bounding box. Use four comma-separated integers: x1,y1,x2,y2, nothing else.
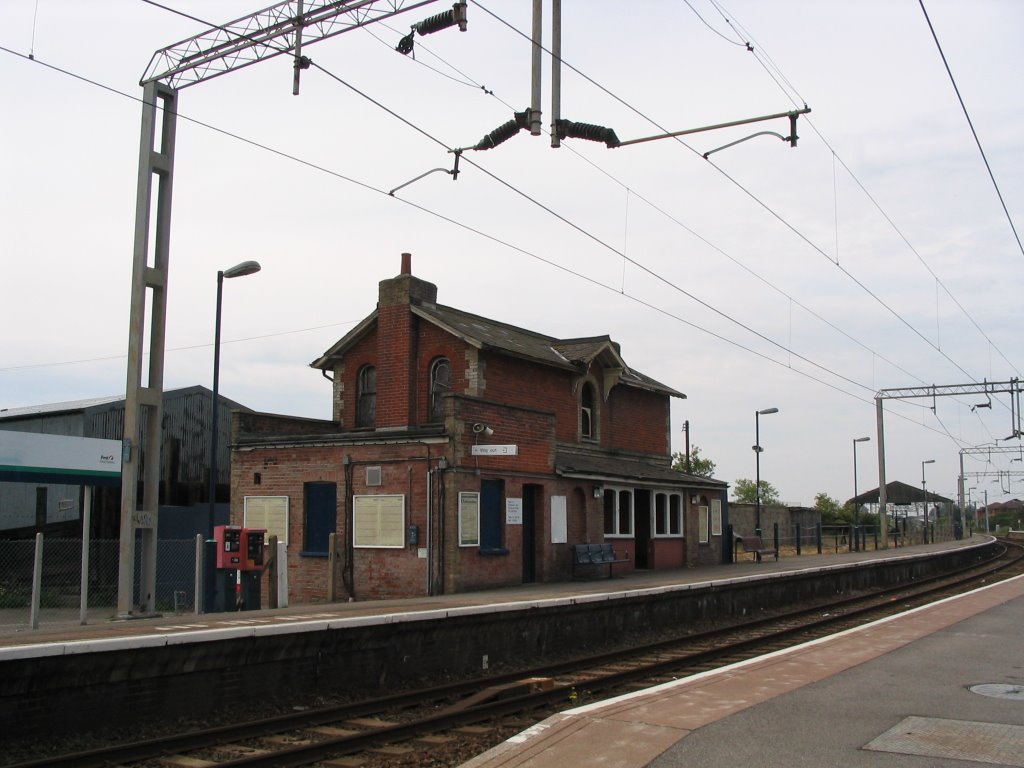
739,536,778,562
888,529,902,548
571,543,629,579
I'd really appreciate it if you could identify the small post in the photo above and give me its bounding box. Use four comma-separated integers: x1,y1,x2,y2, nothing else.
816,522,823,554
79,488,92,625
30,533,43,630
327,532,337,601
773,522,780,558
267,535,279,609
795,523,802,556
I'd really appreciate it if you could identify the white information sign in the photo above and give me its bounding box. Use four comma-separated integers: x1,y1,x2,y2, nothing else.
471,444,518,456
550,496,567,543
506,498,523,525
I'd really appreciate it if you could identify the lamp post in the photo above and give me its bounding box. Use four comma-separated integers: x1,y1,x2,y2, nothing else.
921,458,935,544
754,407,779,536
852,436,870,549
208,260,261,537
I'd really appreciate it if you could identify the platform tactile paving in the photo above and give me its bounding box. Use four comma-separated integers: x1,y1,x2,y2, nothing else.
864,716,1024,766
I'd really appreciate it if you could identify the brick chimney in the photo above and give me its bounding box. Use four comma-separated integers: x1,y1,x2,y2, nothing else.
375,253,436,429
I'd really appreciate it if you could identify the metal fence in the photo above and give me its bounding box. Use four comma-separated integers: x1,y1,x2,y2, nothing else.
733,519,959,562
0,536,198,632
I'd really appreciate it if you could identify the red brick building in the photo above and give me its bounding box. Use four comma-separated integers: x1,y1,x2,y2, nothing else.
231,255,727,601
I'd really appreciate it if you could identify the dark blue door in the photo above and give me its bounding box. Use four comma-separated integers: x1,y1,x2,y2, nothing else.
304,482,337,555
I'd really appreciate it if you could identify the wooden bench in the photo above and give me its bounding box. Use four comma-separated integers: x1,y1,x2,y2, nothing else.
739,536,778,562
571,543,630,579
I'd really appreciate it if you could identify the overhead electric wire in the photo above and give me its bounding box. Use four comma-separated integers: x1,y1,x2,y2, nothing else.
711,0,1022,381
474,1,1007,389
365,14,942,392
919,0,1024,264
0,41,880,407
0,19,981,443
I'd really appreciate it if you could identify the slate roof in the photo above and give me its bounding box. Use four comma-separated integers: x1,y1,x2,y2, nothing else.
848,480,954,506
555,446,726,488
312,301,685,399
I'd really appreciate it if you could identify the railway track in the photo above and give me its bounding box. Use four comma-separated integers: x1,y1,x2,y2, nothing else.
9,540,1023,768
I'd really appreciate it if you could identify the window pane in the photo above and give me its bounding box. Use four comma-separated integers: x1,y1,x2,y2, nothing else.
655,493,667,535
429,358,451,423
603,489,616,534
618,490,632,535
357,365,376,427
670,494,682,535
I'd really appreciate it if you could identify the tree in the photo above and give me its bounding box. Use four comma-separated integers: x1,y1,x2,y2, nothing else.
671,445,716,478
732,478,780,504
814,492,843,522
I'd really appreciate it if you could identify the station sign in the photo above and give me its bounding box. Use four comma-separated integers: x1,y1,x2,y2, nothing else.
471,444,518,456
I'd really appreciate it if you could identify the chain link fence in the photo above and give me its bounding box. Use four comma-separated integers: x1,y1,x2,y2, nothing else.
0,536,199,632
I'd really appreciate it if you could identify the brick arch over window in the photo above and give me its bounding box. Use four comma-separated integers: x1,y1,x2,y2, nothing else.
428,356,451,423
579,379,598,441
356,364,376,428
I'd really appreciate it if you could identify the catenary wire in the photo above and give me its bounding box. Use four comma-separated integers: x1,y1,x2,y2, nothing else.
474,1,1004,390
0,41,887,406
137,0,997,409
710,0,1022,384
919,0,1024,264
0,40,973,443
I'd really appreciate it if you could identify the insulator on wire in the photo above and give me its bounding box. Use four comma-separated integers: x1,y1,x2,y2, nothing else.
396,32,415,55
415,2,468,36
473,110,529,151
555,119,621,148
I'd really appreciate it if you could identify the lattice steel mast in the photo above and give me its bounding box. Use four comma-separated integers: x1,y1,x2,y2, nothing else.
119,0,448,616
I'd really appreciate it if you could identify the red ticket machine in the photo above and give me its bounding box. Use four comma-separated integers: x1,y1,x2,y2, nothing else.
214,525,244,569
239,528,266,570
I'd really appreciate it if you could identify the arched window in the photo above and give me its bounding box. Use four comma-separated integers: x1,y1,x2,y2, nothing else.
429,357,451,423
581,381,597,440
356,365,376,428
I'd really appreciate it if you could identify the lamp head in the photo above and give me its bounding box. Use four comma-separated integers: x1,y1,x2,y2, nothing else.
757,407,779,415
223,260,261,279
854,436,870,443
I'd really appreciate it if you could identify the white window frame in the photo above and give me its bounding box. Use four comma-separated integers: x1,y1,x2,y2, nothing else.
699,505,710,544
603,487,634,538
652,491,684,538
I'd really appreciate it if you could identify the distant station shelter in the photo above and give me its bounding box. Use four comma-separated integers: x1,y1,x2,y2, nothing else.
849,480,954,521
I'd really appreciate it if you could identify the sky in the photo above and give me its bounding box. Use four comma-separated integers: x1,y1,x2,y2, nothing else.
2,1,1022,509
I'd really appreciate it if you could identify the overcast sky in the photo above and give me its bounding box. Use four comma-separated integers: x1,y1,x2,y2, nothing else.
2,1,1022,508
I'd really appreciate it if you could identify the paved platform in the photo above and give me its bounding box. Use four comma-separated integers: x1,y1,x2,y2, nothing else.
0,536,987,655
460,553,1024,767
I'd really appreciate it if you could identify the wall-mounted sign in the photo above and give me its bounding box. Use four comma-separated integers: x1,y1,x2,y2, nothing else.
506,498,523,525
471,444,518,456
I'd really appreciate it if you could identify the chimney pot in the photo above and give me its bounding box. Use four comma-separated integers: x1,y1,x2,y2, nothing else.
401,252,412,275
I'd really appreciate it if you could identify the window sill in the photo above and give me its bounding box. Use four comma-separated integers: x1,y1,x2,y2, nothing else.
478,548,509,556
299,550,329,558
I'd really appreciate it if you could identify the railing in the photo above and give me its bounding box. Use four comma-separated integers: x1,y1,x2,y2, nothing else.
0,536,199,632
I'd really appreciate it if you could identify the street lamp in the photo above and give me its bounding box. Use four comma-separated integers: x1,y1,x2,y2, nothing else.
208,260,261,537
754,407,779,536
852,436,870,548
921,458,935,544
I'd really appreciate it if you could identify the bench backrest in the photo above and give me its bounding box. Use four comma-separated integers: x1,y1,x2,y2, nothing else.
571,543,593,564
572,542,617,564
741,536,765,550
